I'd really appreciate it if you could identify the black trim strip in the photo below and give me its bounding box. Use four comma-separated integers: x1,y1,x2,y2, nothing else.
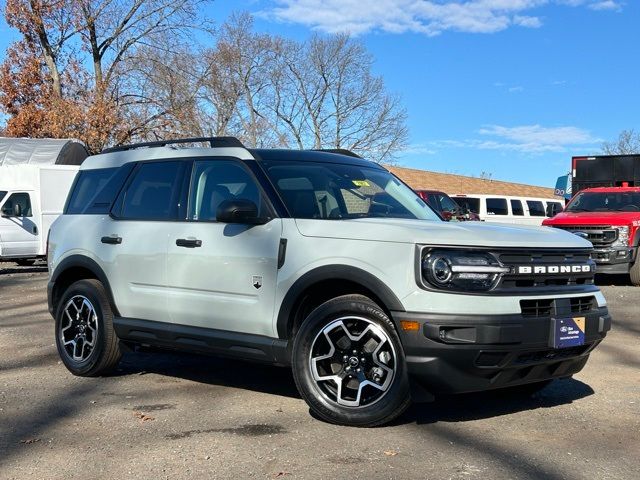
113,317,290,365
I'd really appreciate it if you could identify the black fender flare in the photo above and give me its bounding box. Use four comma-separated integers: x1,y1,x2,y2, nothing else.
276,265,405,339
49,255,120,316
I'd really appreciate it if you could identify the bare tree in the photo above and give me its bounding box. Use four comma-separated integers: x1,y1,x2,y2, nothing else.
602,129,640,155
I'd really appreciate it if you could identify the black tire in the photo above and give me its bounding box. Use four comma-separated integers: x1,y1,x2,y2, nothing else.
630,259,640,286
15,259,36,266
55,279,122,376
292,295,411,427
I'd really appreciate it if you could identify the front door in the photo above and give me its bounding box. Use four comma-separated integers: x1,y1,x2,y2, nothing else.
0,192,39,257
166,159,282,337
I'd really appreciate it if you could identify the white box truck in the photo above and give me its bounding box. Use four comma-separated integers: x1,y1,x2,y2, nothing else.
0,138,87,265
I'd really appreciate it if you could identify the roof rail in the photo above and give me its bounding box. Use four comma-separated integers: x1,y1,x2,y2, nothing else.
101,137,245,154
314,148,362,159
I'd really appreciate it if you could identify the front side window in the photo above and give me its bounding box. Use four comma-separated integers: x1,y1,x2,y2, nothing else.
262,160,439,221
486,198,508,216
527,200,546,217
120,161,183,220
188,161,266,221
511,200,524,216
1,192,32,217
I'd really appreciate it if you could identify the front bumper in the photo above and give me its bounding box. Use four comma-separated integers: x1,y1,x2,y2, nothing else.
592,246,636,274
392,307,611,394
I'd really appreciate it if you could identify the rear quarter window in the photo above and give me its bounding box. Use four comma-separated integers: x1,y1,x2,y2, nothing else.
65,165,134,214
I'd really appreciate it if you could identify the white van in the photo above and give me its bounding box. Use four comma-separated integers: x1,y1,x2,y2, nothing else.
0,137,87,265
452,194,564,226
0,164,79,264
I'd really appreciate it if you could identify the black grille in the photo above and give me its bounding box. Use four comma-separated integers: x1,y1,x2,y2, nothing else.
520,296,596,317
497,249,595,292
520,299,554,317
514,345,590,364
552,225,617,246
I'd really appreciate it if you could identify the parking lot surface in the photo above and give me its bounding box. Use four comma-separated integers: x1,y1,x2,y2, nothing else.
0,265,638,480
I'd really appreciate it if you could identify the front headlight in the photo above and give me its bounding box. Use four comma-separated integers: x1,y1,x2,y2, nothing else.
613,226,630,247
422,249,510,292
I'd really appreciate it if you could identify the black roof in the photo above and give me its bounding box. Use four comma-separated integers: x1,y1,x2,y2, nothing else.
250,149,384,169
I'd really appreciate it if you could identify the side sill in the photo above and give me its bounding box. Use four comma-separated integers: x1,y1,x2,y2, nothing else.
113,317,290,366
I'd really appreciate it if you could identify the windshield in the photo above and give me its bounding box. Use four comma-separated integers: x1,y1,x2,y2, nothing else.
262,160,440,221
566,191,640,213
0,191,6,204
438,194,460,213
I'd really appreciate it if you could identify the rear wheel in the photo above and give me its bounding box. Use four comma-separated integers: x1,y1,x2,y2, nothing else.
630,259,640,286
292,295,411,427
55,279,122,376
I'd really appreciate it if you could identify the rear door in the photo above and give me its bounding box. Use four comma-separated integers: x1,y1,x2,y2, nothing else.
0,191,39,257
101,160,188,323
165,159,282,337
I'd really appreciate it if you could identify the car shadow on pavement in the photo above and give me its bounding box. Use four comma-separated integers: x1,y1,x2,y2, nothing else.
115,349,301,399
396,377,594,426
0,265,48,276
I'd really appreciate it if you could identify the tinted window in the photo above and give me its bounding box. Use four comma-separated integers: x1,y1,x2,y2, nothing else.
66,167,134,214
511,199,524,216
425,194,442,213
263,161,439,220
453,197,480,214
120,161,183,220
527,200,546,217
0,191,6,203
1,192,32,217
546,202,563,217
486,198,508,216
189,161,265,221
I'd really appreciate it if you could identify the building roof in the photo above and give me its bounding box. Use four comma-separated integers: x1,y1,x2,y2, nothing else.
387,165,559,199
0,137,88,166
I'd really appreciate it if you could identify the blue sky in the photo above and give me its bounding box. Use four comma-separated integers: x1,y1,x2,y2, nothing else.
1,0,638,188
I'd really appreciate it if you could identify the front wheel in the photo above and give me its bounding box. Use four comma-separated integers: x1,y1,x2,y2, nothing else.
630,259,640,286
292,295,411,427
55,279,122,376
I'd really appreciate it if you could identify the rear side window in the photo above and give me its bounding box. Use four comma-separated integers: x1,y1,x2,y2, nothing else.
119,161,184,220
486,198,508,216
453,197,479,214
66,166,133,214
527,200,546,217
511,200,524,216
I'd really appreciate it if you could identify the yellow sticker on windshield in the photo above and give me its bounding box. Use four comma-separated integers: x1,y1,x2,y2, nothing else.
352,180,370,187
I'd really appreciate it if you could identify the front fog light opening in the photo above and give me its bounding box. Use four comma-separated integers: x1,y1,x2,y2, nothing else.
422,250,510,292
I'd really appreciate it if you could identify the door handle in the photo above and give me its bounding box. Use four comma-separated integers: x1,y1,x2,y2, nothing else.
33,226,38,235
176,238,202,248
101,235,122,245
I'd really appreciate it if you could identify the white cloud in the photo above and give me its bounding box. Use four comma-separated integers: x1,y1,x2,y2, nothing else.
416,124,601,155
266,1,622,36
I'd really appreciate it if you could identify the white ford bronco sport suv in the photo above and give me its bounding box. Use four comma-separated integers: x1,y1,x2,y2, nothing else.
47,137,611,427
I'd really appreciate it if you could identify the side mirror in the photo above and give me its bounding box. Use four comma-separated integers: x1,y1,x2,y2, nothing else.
13,203,23,217
216,199,263,224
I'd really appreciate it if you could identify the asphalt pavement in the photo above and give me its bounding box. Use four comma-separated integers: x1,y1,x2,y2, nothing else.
0,264,638,480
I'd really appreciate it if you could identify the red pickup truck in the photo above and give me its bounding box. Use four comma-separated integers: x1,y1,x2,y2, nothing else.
543,155,640,285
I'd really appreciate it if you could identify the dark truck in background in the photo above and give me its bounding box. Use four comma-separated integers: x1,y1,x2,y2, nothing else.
544,154,640,285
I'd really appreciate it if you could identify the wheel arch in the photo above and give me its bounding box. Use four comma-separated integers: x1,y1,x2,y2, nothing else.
276,265,405,340
49,255,120,317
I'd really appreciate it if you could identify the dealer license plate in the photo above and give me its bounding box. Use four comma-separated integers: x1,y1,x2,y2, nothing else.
552,317,586,349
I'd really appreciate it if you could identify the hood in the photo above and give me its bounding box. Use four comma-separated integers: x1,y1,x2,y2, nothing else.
545,211,640,226
295,218,592,249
